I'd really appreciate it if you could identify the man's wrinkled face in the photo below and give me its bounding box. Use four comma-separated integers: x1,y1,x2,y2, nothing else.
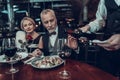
41,12,57,33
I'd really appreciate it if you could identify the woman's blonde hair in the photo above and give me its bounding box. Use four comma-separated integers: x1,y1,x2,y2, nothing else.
20,17,36,30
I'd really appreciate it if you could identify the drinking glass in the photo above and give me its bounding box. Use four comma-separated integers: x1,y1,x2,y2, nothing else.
27,44,37,53
57,38,71,79
3,38,19,74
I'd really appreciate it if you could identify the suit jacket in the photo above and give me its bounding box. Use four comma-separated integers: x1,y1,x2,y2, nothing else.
42,26,77,60
42,26,67,56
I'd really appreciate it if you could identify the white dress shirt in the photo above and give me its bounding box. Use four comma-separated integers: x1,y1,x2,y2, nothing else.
49,27,58,47
88,0,120,32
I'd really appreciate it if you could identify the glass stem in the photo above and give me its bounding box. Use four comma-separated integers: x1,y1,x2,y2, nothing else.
63,59,66,71
10,58,14,70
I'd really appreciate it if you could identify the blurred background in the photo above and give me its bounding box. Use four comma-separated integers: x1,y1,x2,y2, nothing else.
0,0,99,33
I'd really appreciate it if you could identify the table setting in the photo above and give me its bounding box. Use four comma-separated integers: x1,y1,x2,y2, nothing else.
0,37,118,80
0,52,28,63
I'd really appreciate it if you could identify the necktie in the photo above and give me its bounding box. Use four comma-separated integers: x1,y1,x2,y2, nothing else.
49,31,56,36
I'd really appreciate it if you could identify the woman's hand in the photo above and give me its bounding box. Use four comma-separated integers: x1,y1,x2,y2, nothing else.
29,48,43,57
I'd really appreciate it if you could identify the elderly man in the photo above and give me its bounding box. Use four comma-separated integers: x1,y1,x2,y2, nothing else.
39,9,78,59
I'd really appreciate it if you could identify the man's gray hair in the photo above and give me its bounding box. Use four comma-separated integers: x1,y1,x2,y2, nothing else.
40,9,56,19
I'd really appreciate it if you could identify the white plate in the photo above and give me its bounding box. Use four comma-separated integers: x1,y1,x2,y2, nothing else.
0,52,28,63
92,40,108,44
31,55,64,69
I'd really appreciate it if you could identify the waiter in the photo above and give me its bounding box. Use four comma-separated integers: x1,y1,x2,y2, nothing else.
79,0,120,76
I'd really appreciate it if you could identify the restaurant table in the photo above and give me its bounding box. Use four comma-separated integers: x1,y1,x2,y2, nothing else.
0,59,118,80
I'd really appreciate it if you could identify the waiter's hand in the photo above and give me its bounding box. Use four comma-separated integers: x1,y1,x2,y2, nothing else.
97,34,120,51
78,25,90,32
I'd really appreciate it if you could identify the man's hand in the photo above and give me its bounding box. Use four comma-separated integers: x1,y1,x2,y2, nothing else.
67,35,78,49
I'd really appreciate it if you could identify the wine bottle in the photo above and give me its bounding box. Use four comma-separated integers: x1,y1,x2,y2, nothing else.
66,29,96,40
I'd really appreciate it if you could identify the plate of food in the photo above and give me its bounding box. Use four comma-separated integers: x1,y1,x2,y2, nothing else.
0,52,28,63
31,55,64,69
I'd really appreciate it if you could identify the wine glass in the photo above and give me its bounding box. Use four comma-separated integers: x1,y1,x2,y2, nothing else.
27,43,37,53
57,38,71,79
3,38,19,74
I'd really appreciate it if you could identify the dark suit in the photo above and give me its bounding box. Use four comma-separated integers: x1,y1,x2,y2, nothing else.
42,26,77,59
42,26,67,56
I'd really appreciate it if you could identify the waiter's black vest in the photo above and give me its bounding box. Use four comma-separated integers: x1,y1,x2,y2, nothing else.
104,0,120,36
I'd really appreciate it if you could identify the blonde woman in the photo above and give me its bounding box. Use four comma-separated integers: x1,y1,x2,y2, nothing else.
16,17,43,57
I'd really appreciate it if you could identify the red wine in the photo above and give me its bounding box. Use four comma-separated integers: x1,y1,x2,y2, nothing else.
4,47,17,57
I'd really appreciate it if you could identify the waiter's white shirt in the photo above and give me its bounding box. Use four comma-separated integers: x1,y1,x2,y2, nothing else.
88,0,120,32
